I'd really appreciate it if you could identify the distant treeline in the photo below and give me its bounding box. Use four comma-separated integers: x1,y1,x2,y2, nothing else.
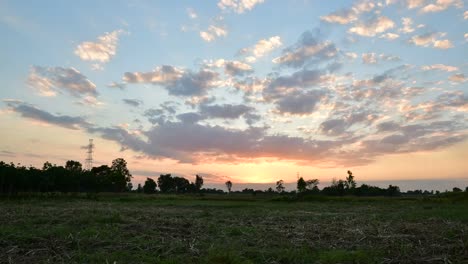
1,160,466,196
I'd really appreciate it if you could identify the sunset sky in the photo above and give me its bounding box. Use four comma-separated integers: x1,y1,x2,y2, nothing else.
1,0,467,190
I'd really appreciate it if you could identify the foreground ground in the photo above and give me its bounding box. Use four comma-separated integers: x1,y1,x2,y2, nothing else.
0,194,467,263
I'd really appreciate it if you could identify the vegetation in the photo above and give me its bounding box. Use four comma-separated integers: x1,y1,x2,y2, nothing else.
0,194,467,263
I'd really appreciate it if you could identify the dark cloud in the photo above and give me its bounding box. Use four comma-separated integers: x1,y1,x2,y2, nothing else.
273,31,338,68
122,99,143,107
123,65,219,96
200,104,254,119
4,100,90,130
28,66,97,97
275,90,326,115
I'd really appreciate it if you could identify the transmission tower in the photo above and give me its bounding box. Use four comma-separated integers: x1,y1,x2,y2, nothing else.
85,139,94,170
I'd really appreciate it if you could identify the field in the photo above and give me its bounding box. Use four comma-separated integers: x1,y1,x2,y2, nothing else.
1,194,467,264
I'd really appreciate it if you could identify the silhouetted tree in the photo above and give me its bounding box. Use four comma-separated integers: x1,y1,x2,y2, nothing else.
110,158,132,192
195,175,204,192
126,182,133,191
158,174,174,193
306,179,319,192
453,187,462,193
345,170,356,190
387,185,401,197
297,177,306,193
143,178,157,194
137,183,143,193
276,180,285,193
225,180,232,193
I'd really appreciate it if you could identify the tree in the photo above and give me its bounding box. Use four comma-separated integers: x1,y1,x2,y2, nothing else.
297,177,306,193
126,182,133,191
306,179,319,191
345,170,356,190
110,158,132,192
158,174,174,193
453,187,462,193
137,183,143,193
195,175,204,192
276,180,285,193
65,160,82,172
387,185,400,197
225,180,232,193
143,178,157,194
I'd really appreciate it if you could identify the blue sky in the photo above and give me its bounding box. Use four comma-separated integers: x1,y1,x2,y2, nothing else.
1,0,467,189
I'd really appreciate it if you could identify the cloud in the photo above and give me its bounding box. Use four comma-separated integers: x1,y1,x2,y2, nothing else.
4,100,89,130
422,64,458,72
240,36,282,62
349,16,395,37
122,99,143,107
409,32,454,49
465,10,468,19
321,0,376,24
275,90,327,115
362,53,401,64
421,0,463,13
319,119,347,136
449,73,466,82
321,9,358,24
200,104,254,119
217,0,265,14
200,25,227,42
204,59,253,76
379,32,400,40
399,17,414,33
27,66,97,97
187,8,198,19
273,31,338,68
74,30,125,68
123,65,220,97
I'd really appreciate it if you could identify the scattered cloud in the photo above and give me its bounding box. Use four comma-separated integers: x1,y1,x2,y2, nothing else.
200,24,227,42
379,32,400,40
422,64,459,72
27,66,97,97
217,0,265,14
421,0,463,13
203,59,253,76
123,99,143,107
4,100,89,130
123,66,219,96
449,73,466,82
362,53,400,64
186,8,198,19
239,36,282,62
409,32,453,49
349,16,395,37
399,17,414,33
273,31,338,68
74,30,125,69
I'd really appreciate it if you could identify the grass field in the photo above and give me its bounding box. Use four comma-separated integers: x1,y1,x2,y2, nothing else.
1,194,467,263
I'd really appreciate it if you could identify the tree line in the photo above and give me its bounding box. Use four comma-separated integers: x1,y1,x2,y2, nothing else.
1,160,466,196
0,159,132,195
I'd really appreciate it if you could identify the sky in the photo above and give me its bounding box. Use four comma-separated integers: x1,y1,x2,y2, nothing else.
0,0,467,191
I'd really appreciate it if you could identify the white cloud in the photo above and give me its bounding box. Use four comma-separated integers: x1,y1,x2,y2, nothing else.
422,64,459,72
349,16,395,37
434,39,454,49
399,17,414,33
362,53,378,64
407,0,426,9
187,8,198,19
321,9,358,24
421,0,463,13
449,73,466,82
465,33,468,40
217,0,265,14
380,32,400,40
74,30,125,68
346,52,358,60
240,36,282,62
200,25,227,42
465,11,468,19
409,32,454,49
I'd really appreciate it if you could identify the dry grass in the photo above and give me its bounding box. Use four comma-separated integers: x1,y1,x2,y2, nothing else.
0,194,467,263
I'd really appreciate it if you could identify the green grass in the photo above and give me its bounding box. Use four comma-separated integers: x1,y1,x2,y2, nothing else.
0,194,467,263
